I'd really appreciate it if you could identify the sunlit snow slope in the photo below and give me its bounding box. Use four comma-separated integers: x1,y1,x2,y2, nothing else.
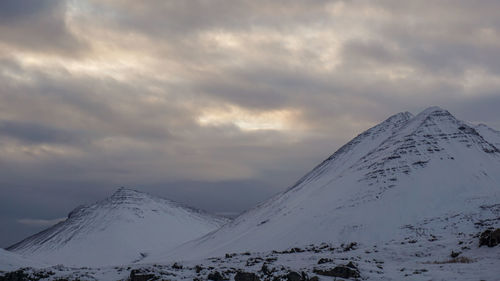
152,106,500,261
7,188,228,267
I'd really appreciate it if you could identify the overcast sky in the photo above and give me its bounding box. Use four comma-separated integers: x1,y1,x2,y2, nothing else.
1,0,500,247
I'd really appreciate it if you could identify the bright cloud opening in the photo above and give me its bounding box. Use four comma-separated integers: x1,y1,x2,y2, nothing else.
197,105,301,131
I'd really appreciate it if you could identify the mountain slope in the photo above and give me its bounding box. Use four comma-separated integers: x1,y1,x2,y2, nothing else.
150,107,500,262
475,123,500,148
0,249,46,271
7,188,228,267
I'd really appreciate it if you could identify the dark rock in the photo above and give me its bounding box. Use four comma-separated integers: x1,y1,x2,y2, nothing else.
246,257,263,266
208,271,228,281
314,264,360,279
450,251,461,258
285,271,302,281
479,228,500,247
225,269,235,274
261,263,272,275
317,258,333,264
278,247,305,254
346,261,358,270
172,262,183,269
271,271,313,281
290,247,304,253
342,242,358,251
234,272,260,281
0,269,29,281
129,269,156,281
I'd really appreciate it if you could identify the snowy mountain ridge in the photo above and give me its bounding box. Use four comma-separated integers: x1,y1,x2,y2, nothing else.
148,106,500,262
7,188,229,267
287,111,415,193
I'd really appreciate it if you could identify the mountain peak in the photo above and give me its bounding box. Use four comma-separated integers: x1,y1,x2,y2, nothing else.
416,106,452,118
110,187,143,198
104,187,154,206
395,106,462,137
387,111,413,122
377,111,414,128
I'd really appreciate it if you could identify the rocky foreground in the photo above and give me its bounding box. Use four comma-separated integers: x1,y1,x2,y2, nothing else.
1,228,499,281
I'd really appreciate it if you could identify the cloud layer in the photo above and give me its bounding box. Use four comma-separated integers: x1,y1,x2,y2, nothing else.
1,0,500,247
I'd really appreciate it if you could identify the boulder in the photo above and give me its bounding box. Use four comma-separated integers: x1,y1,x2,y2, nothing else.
234,272,260,281
314,264,360,279
479,228,500,247
260,263,272,275
317,258,333,264
285,271,302,281
129,269,156,281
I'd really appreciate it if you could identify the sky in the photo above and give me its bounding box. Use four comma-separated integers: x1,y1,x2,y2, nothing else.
1,0,500,247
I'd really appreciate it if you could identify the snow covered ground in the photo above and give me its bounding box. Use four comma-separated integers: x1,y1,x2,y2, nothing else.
0,249,47,272
3,233,499,280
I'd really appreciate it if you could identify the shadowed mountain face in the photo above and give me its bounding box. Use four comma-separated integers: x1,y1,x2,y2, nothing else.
7,188,229,267
149,106,500,262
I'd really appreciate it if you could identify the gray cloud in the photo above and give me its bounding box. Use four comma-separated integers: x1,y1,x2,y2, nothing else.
0,120,82,144
0,0,85,55
90,0,335,37
0,0,55,21
17,217,66,227
1,0,500,247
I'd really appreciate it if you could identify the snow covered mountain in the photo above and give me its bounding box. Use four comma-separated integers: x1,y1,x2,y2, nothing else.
151,106,500,261
7,188,229,267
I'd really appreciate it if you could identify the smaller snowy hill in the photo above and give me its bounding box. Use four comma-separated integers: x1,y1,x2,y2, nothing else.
7,188,229,267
